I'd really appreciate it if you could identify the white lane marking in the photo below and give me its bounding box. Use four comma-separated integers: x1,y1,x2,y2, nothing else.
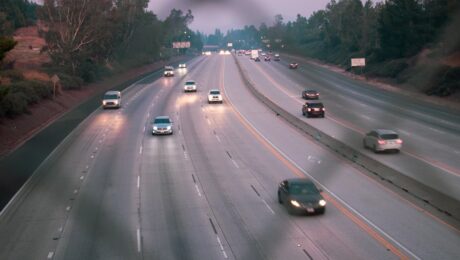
216,135,222,143
137,228,142,253
184,152,189,160
231,160,239,169
207,119,211,125
47,251,54,259
262,199,275,214
222,76,420,260
147,111,150,117
216,235,228,259
143,126,146,133
80,176,84,180
66,206,71,211
90,155,95,159
99,140,102,143
360,114,371,120
86,165,89,169
139,146,143,155
73,189,78,194
195,184,202,197
95,147,98,151
137,176,140,189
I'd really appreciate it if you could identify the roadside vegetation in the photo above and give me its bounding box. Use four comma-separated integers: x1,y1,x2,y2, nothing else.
219,0,460,97
0,0,203,119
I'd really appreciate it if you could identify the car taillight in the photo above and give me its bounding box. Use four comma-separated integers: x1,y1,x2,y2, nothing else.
396,139,403,144
378,140,386,145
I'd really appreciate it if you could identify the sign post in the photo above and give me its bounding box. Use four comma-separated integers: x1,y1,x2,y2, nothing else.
50,74,60,100
351,58,366,78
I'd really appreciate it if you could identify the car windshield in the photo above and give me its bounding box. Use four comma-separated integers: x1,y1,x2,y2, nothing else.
154,118,170,124
185,81,195,85
308,103,323,107
289,183,318,195
380,134,399,140
103,94,118,99
210,91,220,95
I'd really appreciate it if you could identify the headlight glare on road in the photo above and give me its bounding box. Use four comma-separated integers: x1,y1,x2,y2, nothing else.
319,199,326,207
290,200,301,208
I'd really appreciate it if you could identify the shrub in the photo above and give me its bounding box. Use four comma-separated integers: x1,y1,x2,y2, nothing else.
9,81,40,104
0,69,24,81
57,73,84,90
0,91,28,116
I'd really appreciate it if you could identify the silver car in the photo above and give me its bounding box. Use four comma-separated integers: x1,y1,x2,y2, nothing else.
363,129,402,153
152,116,173,135
184,80,197,92
102,90,121,109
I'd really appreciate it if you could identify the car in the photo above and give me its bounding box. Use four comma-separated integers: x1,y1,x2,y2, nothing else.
152,116,173,135
261,52,266,56
254,57,261,62
289,62,298,69
302,102,325,118
178,63,187,69
274,54,280,61
102,90,121,109
264,56,271,61
302,90,319,100
164,66,174,77
363,129,402,153
278,178,326,215
184,80,197,92
208,89,223,103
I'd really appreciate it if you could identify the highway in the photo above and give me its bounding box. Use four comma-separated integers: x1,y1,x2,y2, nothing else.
0,54,459,260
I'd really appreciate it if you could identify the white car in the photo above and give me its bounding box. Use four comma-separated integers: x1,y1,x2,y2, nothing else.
184,80,197,92
363,129,402,153
152,116,173,135
164,66,174,77
102,90,121,109
178,63,186,69
208,89,223,103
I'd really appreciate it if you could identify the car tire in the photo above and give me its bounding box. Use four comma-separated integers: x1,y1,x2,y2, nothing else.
278,192,282,204
317,208,326,215
373,145,378,153
302,111,305,116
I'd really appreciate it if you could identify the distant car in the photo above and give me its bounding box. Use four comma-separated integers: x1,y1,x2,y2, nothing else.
152,116,173,135
102,90,121,109
264,56,271,61
261,52,266,56
184,80,197,92
164,66,174,77
274,54,280,61
302,102,325,118
178,63,187,69
254,57,261,62
278,178,326,215
289,62,298,69
208,89,223,103
363,129,402,153
302,90,319,100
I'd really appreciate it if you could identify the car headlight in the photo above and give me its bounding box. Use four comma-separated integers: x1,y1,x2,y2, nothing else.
166,126,171,130
153,126,158,130
319,199,326,207
290,200,301,208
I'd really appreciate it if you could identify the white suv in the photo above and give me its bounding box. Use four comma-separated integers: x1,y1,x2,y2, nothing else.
102,91,121,109
164,66,174,77
208,89,223,103
184,80,197,92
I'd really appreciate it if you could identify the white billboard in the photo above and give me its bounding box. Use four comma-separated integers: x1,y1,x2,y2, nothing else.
351,58,366,67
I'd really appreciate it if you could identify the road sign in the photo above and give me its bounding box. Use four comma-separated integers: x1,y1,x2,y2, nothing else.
351,58,366,67
227,43,233,47
172,41,191,49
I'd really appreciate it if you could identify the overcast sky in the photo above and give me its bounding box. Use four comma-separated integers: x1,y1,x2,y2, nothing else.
148,0,333,34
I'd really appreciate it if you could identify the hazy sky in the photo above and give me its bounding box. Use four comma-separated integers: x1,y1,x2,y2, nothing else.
148,0,332,34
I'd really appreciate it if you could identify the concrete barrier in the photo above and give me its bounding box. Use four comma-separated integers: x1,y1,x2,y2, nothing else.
233,54,460,221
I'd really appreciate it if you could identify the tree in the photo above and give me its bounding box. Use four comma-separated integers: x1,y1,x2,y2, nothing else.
0,36,16,61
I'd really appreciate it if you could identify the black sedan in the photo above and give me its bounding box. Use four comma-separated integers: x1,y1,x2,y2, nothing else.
289,62,298,69
302,90,319,100
278,178,326,215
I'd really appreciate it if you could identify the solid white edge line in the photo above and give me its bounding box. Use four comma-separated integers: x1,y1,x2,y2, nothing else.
137,228,141,253
222,56,420,260
194,184,202,197
231,159,239,169
139,146,143,155
262,199,275,215
137,175,140,189
216,235,228,259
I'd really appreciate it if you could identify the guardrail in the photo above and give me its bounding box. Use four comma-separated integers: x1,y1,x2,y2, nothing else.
232,54,460,221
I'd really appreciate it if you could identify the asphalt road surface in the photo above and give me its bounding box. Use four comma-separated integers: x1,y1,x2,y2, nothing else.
0,55,459,260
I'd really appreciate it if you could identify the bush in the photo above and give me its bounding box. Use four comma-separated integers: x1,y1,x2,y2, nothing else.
0,91,28,116
0,69,24,81
366,59,409,78
57,73,84,90
9,81,40,104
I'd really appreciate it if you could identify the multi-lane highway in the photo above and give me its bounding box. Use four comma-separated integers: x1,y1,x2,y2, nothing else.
0,54,459,259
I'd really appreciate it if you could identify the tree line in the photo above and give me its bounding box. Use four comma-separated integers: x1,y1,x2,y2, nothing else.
217,0,460,96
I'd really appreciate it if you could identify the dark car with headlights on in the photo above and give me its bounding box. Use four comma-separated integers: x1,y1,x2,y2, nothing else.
289,62,298,69
278,178,326,215
302,90,319,100
302,102,325,118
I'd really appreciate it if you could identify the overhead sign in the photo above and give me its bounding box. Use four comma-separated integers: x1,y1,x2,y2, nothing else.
172,41,191,49
351,58,366,67
227,42,233,47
